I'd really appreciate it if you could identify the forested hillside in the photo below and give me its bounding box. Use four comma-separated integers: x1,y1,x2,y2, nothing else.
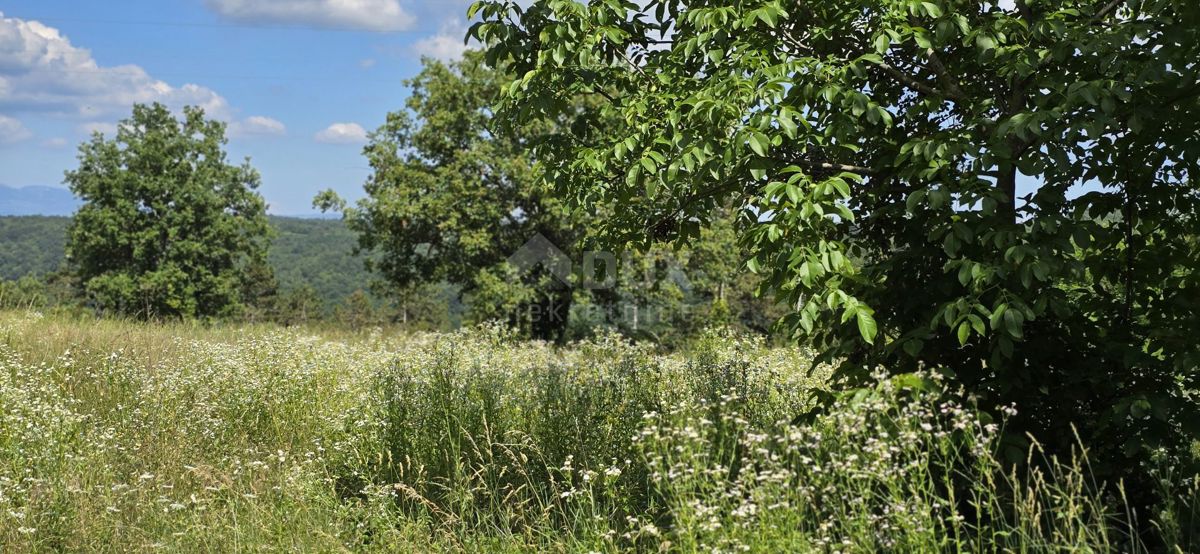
0,216,373,308
266,216,375,305
0,216,68,280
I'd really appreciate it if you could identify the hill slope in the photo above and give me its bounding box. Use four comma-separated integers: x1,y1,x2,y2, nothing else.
267,216,375,304
0,216,70,280
0,216,373,307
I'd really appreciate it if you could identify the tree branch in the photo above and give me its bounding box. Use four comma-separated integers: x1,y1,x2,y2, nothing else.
778,158,877,176
1091,0,1127,24
1014,0,1035,23
877,62,953,102
922,48,968,101
607,39,651,81
814,162,876,175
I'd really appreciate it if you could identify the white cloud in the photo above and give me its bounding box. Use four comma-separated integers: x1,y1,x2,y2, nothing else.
314,122,367,144
0,114,32,144
413,19,470,61
230,115,287,137
205,0,415,32
359,58,376,69
41,136,66,148
0,12,230,118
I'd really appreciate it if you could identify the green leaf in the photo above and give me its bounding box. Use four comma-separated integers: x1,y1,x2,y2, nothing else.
968,314,985,335
989,303,1008,330
1003,309,1023,339
785,184,801,204
466,1,484,20
626,164,641,187
757,6,779,27
856,310,878,344
874,33,890,54
829,177,851,199
748,131,770,157
906,189,927,212
778,109,798,138
957,321,970,346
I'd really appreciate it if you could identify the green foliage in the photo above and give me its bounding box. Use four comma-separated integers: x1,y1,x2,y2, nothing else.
271,284,324,326
65,103,273,320
324,52,784,343
473,0,1200,497
267,217,375,310
0,276,50,309
0,216,68,280
318,51,587,341
335,289,377,330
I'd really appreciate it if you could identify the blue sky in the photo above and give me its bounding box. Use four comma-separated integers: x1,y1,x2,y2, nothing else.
0,0,477,214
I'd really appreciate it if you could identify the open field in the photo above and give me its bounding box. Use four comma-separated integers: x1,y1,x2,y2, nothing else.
2,310,1188,552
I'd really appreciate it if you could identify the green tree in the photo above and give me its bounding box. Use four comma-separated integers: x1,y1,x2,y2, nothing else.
66,103,273,319
335,288,378,330
274,284,324,326
316,52,587,341
684,208,789,336
474,0,1200,490
380,282,455,330
240,256,280,323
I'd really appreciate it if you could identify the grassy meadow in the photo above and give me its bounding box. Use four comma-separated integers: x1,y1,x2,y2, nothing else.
0,310,1194,552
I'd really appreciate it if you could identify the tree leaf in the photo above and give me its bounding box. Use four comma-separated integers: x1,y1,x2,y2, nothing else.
856,310,878,344
748,131,769,157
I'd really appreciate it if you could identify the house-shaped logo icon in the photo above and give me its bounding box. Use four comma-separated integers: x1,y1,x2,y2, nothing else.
506,233,573,286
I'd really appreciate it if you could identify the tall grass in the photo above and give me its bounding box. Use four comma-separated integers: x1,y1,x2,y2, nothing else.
0,310,1191,552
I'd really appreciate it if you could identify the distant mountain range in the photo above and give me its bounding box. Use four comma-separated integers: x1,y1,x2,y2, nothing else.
0,185,81,216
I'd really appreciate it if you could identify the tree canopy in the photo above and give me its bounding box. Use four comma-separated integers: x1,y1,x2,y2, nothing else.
472,0,1200,489
317,51,590,340
66,103,273,319
320,52,786,343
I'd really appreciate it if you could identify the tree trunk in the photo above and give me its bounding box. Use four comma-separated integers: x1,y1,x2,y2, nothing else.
530,288,572,343
999,164,1019,224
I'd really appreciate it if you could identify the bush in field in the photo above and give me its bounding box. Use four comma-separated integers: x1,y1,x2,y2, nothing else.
65,103,273,320
0,276,48,309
